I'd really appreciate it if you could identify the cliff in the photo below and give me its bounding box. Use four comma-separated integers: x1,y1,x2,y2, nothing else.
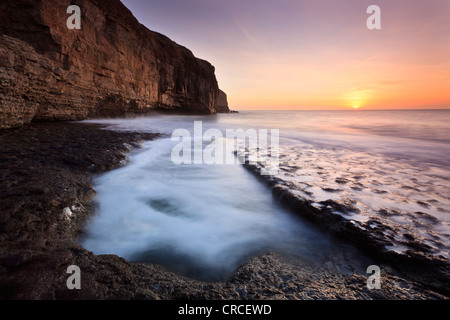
216,89,230,113
0,0,230,129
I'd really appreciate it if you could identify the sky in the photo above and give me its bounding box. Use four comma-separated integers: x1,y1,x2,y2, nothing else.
121,0,450,110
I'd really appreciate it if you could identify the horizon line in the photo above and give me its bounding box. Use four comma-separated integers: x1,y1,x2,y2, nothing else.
231,107,450,112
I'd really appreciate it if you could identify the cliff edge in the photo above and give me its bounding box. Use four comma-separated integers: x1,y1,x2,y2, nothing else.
0,0,230,129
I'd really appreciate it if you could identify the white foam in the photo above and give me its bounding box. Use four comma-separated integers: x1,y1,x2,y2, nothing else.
80,136,336,280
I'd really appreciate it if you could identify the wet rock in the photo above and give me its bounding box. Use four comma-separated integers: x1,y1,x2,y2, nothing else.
335,178,349,184
239,160,450,297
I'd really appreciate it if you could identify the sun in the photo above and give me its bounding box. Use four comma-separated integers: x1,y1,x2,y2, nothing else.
353,106,359,109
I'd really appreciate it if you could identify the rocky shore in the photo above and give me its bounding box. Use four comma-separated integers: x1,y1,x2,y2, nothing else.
0,122,447,300
241,160,450,298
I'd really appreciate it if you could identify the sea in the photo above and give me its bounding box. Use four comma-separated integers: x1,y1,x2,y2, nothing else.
79,109,450,281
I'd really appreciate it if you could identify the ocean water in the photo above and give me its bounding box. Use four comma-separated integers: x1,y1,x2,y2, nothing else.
79,109,450,279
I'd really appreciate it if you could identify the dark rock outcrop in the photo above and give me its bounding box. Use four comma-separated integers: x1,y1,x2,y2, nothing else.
0,0,230,129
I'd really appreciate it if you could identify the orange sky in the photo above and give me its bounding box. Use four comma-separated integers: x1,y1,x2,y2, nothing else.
124,0,450,110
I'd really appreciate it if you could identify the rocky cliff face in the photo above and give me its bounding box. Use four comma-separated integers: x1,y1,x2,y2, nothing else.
0,0,230,129
216,89,230,113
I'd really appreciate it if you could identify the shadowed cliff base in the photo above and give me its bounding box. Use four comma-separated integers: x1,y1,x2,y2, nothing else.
0,122,446,300
0,0,230,129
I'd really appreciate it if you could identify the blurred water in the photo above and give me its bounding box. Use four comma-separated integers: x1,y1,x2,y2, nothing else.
80,109,450,278
79,114,345,281
221,110,450,258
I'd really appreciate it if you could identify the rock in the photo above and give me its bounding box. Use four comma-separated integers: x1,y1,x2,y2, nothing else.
0,0,230,129
62,207,73,221
242,165,450,297
216,89,230,113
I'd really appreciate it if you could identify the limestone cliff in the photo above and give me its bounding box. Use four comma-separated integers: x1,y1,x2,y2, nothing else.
0,0,230,129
